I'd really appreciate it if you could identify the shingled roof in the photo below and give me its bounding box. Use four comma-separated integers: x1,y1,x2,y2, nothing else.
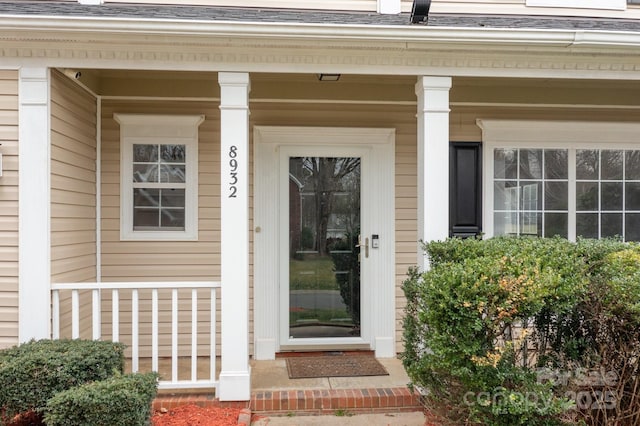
1,1,640,32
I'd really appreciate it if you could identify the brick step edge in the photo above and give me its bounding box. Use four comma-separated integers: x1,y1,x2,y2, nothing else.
251,387,423,414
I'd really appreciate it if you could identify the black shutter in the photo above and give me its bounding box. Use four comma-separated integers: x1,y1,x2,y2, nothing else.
449,142,482,238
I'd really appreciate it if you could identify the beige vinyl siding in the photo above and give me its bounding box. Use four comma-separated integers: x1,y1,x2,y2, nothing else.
0,70,18,349
101,100,220,358
50,69,98,340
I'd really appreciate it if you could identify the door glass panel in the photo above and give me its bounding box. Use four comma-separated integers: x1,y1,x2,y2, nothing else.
288,157,361,339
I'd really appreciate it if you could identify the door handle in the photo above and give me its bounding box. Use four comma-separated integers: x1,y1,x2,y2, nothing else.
356,235,369,258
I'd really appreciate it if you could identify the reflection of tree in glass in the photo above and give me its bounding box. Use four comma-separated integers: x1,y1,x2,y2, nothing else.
299,157,360,256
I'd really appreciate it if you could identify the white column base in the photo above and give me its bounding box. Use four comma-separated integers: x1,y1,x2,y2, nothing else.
218,370,252,401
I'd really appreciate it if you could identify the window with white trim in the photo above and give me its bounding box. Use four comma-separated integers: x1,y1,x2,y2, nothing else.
481,120,640,242
490,147,640,242
115,114,203,241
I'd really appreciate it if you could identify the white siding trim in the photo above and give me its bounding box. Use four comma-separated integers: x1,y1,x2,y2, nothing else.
18,67,51,342
96,97,101,282
378,0,401,14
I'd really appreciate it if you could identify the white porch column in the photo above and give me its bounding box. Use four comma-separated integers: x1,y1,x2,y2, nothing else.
415,76,452,270
218,72,251,401
18,67,51,342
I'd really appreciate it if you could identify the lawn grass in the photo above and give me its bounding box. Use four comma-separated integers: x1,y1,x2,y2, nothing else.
289,255,338,290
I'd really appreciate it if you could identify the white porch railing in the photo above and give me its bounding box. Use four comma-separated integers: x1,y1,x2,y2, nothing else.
51,281,220,391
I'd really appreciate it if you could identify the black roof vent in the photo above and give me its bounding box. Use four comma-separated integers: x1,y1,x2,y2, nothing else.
410,0,431,24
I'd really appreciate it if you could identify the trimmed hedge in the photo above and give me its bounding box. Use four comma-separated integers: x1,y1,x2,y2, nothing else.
402,237,640,426
0,339,125,421
44,372,158,426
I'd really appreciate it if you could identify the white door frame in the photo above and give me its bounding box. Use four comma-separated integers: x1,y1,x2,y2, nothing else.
254,126,395,359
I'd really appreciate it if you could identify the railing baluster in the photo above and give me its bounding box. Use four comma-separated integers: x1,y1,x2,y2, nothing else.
112,289,119,342
92,289,101,340
50,281,220,390
52,290,60,340
72,289,79,339
210,287,216,383
132,289,139,373
172,288,178,383
152,288,159,373
191,288,198,382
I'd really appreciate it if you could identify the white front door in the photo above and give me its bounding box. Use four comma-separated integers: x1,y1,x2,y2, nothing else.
254,127,396,358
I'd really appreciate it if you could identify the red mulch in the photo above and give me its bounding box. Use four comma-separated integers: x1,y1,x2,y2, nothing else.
152,404,242,426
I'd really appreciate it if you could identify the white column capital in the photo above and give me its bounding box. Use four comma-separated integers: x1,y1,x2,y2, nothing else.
218,72,251,401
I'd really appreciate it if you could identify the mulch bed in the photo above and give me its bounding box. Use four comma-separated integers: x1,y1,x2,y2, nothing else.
286,355,389,379
152,404,243,426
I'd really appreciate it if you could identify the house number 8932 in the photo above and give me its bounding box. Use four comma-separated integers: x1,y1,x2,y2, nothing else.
228,145,238,198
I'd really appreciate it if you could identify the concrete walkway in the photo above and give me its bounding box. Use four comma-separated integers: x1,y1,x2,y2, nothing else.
251,411,426,425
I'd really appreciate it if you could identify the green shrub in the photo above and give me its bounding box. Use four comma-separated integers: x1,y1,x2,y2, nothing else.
402,237,640,425
0,339,125,421
44,372,158,426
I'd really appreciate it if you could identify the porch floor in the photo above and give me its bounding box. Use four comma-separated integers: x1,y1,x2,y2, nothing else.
153,356,425,417
250,356,423,416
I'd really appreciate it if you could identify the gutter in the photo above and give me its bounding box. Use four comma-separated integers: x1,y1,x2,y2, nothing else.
1,13,640,51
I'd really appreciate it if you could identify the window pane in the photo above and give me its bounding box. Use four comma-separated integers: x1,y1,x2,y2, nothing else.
625,182,640,211
601,182,623,211
545,182,568,210
626,151,640,180
160,189,185,208
520,212,541,236
161,145,186,163
160,165,186,183
133,164,158,183
494,181,518,210
544,150,568,179
134,188,159,207
576,149,599,180
601,150,623,180
576,182,598,211
625,214,640,241
494,212,517,236
160,208,185,228
133,208,159,228
494,149,517,179
519,149,542,179
544,213,567,238
521,182,542,210
133,144,158,162
601,213,622,238
577,213,598,239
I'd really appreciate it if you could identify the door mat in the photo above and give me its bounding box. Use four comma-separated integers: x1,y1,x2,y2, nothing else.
286,355,389,379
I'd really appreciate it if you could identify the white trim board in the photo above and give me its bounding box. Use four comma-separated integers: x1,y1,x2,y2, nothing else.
526,0,626,10
253,126,395,359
